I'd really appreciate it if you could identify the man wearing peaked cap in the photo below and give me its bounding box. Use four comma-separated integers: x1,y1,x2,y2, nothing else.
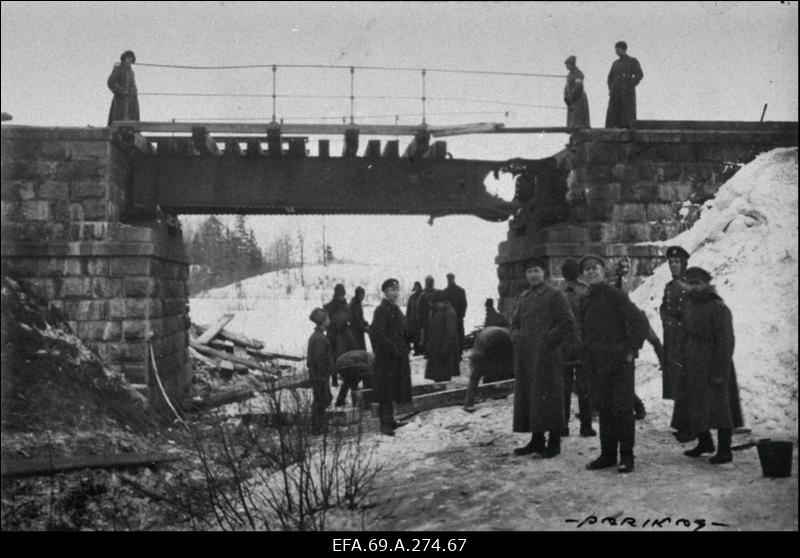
578,254,606,271
666,245,690,261
369,277,412,436
306,308,333,434
661,245,692,441
579,252,649,473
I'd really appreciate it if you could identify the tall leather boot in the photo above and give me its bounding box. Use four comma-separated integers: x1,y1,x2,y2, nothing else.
542,432,561,458
684,431,714,457
709,428,732,464
587,412,617,470
514,432,545,455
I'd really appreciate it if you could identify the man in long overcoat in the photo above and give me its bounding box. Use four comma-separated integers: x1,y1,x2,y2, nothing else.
406,281,423,355
660,246,689,394
324,283,358,386
417,275,437,354
369,278,413,436
424,290,461,381
605,41,643,128
444,273,468,360
107,50,140,126
349,286,369,351
306,308,334,434
564,55,590,129
579,254,649,473
674,267,743,465
559,259,595,437
511,257,576,459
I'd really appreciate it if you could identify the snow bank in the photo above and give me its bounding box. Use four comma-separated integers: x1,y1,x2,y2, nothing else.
631,147,798,434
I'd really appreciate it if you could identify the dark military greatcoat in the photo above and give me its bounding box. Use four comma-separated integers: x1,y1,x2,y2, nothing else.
370,299,412,405
671,287,743,434
511,283,576,433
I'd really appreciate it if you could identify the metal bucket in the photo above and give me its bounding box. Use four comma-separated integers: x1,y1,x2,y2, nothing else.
756,439,794,478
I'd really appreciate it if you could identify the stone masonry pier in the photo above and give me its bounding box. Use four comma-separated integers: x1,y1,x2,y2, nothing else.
495,121,798,313
1,126,191,400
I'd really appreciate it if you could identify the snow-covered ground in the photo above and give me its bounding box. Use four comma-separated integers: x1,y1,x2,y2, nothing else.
191,147,798,434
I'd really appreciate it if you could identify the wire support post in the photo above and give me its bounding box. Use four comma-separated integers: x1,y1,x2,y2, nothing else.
421,69,427,126
350,66,355,125
271,65,277,123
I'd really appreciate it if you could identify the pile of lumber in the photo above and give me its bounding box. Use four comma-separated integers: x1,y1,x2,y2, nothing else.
189,313,304,379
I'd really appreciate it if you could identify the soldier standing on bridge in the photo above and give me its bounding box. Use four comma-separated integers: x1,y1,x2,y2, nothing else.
107,50,140,126
564,55,590,129
605,41,643,128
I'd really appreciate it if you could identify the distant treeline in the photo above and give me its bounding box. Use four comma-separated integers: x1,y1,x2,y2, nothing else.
185,216,335,295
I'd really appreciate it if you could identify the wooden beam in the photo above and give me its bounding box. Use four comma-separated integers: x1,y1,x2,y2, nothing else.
114,121,429,136
218,328,265,350
360,382,450,407
246,348,305,362
1,452,182,479
195,313,235,344
371,378,515,417
190,340,277,375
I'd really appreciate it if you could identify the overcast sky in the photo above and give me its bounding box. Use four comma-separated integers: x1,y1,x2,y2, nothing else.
1,1,797,292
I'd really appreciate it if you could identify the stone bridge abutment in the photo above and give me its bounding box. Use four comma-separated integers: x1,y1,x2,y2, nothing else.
1,126,191,400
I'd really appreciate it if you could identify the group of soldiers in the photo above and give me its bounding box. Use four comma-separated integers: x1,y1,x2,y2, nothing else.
507,248,743,473
304,273,469,436
563,40,644,129
304,247,743,466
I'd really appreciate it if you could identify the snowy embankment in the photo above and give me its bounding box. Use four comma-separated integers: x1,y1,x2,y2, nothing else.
632,147,798,434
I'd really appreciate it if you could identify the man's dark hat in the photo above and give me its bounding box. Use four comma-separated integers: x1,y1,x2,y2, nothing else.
381,278,399,292
615,41,627,51
354,286,365,295
523,257,547,271
309,307,328,325
565,55,576,65
485,298,495,307
446,272,455,279
120,50,136,63
578,254,606,271
334,283,346,296
666,245,690,260
684,267,712,283
561,258,580,281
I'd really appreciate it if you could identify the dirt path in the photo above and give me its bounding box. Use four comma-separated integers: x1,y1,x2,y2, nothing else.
327,361,798,532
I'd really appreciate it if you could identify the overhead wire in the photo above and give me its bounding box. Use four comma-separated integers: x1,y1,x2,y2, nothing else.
136,61,565,79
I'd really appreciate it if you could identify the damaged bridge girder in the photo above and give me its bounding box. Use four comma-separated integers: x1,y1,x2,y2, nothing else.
128,154,519,222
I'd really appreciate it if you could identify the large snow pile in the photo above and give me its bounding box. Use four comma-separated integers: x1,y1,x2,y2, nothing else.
632,147,798,434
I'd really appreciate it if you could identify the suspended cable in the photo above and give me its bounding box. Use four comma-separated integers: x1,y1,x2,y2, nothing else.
139,91,565,110
136,61,565,79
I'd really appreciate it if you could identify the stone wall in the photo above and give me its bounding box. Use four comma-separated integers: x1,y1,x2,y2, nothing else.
495,125,798,316
1,126,191,399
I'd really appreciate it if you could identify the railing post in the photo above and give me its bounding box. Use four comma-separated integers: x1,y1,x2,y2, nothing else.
271,65,277,123
350,66,355,124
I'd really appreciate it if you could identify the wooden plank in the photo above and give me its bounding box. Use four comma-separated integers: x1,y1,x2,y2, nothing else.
360,382,450,407
247,348,305,362
195,313,235,344
190,340,277,375
114,121,429,137
182,388,256,412
218,328,265,350
371,378,515,417
1,452,182,479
